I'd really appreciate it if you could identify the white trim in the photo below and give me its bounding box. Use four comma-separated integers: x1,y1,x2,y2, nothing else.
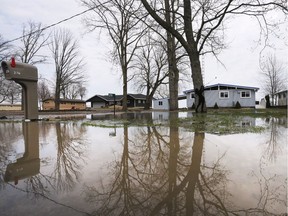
219,91,229,99
240,90,251,98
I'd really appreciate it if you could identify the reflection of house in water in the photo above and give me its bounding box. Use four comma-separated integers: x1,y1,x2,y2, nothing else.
90,112,153,121
236,116,256,127
152,111,193,121
4,122,39,184
152,111,170,121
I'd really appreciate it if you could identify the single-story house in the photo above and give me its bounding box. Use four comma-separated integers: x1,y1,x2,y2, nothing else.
86,93,148,108
152,95,186,110
275,90,287,106
0,104,22,111
184,83,259,108
42,98,86,110
153,98,170,110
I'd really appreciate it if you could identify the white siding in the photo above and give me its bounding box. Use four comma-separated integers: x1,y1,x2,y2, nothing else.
276,91,287,106
153,98,169,110
186,89,257,108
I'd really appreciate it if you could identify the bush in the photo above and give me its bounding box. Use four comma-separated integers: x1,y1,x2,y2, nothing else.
191,103,195,109
235,101,241,109
213,103,219,109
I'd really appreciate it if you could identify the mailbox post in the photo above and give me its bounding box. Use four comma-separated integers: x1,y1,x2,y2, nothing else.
1,58,38,120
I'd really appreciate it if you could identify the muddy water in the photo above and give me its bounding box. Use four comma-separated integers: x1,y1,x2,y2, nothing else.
0,112,287,216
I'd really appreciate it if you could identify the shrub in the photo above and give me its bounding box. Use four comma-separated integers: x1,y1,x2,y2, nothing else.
235,101,241,109
191,103,195,109
213,103,219,109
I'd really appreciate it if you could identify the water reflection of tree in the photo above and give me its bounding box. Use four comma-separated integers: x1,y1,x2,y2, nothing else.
0,122,23,190
263,117,286,162
84,115,286,215
53,122,87,192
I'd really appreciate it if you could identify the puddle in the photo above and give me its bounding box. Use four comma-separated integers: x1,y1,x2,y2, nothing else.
0,112,287,215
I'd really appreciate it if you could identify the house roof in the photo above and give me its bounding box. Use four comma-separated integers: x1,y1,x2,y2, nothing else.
183,83,259,94
86,94,123,102
128,94,146,100
275,89,288,95
86,93,146,102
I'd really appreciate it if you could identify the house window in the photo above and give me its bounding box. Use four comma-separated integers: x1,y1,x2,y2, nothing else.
240,90,251,98
158,101,163,106
219,91,229,99
191,93,195,99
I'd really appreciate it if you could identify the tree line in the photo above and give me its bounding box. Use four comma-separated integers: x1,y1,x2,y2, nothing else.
0,0,287,111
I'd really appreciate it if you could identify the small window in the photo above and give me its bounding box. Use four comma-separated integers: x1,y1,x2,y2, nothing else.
191,93,195,99
158,101,163,106
240,90,251,98
219,91,229,99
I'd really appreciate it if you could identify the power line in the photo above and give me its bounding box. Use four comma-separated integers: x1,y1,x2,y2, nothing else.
0,7,95,47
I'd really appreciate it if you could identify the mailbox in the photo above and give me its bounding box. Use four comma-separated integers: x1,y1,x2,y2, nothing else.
1,57,38,120
1,58,38,81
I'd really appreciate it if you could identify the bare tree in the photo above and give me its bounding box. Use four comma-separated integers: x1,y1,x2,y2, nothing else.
16,21,49,65
82,0,147,111
0,72,21,104
50,28,86,110
164,0,180,111
140,0,287,112
0,35,19,104
133,31,169,109
78,84,87,100
260,54,286,106
38,80,51,109
0,34,12,62
65,83,87,100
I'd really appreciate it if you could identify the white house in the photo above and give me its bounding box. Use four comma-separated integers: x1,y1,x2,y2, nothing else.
153,98,170,110
184,83,259,108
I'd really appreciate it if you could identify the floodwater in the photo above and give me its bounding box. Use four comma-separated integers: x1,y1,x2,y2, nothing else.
0,112,287,216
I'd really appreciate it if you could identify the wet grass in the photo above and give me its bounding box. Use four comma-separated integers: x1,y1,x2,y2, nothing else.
178,113,267,134
82,109,287,134
1,108,285,134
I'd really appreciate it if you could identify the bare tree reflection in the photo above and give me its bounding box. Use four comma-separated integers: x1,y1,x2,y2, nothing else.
0,122,23,185
262,117,286,162
83,114,287,215
53,122,87,192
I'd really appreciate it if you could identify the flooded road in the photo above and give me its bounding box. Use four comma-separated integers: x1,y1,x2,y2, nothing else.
0,111,287,216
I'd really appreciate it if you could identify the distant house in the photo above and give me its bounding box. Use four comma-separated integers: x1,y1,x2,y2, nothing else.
0,104,22,111
86,93,148,108
275,90,287,106
127,94,147,107
153,98,170,110
86,95,123,108
152,95,186,110
42,98,86,110
184,83,259,108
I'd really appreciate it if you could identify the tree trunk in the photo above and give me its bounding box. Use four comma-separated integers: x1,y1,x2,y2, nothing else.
165,0,179,111
122,66,128,111
55,77,61,111
189,48,207,112
167,36,179,111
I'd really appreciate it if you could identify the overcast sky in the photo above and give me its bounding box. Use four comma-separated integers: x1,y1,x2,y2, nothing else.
0,0,287,100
